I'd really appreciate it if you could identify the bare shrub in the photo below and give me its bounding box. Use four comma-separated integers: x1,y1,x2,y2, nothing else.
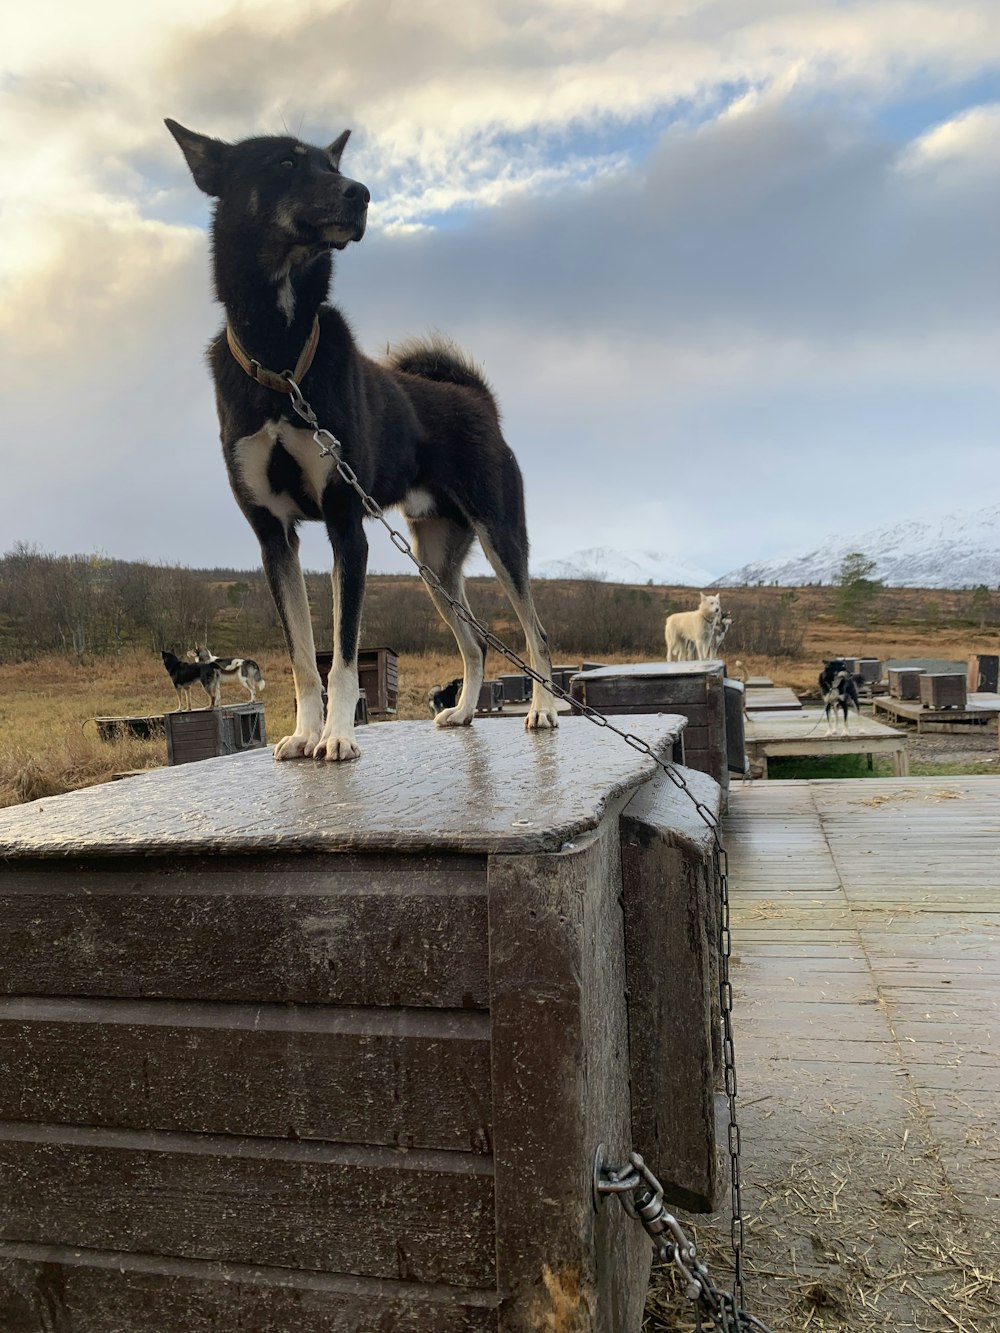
529,580,660,656
724,592,804,658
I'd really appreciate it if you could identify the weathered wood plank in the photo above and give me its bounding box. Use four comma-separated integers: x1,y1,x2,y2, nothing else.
744,687,801,712
621,766,720,1211
0,999,492,1151
0,857,490,1007
0,717,684,859
0,1242,498,1333
575,678,715,708
488,824,650,1332
0,1126,496,1287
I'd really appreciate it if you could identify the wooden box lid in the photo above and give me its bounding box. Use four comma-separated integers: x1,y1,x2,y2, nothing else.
0,716,686,860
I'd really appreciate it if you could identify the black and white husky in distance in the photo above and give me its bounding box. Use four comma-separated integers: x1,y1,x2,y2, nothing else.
819,659,863,735
160,650,221,711
190,645,266,703
165,119,558,761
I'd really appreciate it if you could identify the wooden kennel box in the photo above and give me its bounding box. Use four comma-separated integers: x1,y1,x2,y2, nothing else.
94,715,166,743
0,716,721,1332
570,661,730,795
498,672,531,703
550,664,579,693
164,703,266,765
968,654,1000,694
316,647,398,718
888,668,923,700
477,679,504,711
359,646,399,716
846,658,882,684
919,674,967,709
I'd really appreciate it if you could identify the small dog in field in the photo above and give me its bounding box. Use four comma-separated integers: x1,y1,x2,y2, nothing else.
166,119,557,762
665,593,722,661
161,650,221,711
190,645,266,702
819,659,862,735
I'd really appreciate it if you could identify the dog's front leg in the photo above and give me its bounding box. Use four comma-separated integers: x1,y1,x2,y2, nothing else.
314,504,367,762
257,519,325,759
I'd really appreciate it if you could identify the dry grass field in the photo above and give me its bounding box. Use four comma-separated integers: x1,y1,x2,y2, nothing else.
2,585,999,808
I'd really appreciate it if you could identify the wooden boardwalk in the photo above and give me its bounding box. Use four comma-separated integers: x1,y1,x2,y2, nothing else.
744,708,910,776
719,777,1000,1327
744,686,801,712
873,692,1000,734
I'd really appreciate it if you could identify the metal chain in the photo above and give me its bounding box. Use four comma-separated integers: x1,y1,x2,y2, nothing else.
283,376,760,1326
594,1150,771,1331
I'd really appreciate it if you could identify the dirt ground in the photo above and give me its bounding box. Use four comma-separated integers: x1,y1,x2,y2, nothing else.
904,727,999,769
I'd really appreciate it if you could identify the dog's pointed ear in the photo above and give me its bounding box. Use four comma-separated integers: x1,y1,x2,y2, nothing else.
327,130,351,168
165,119,230,197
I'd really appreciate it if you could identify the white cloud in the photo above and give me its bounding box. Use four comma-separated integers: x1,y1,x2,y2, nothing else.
1,0,999,577
900,101,1000,179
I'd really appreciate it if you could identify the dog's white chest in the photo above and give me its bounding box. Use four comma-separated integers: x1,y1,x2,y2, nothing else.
236,422,335,520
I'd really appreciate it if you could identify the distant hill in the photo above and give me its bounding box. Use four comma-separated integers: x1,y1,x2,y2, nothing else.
529,546,715,586
715,501,1000,589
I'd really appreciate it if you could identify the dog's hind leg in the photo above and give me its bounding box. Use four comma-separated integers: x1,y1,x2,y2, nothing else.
256,516,326,759
409,517,485,728
474,520,558,730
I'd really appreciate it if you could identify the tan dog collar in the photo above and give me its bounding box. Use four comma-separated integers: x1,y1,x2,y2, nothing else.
226,314,320,392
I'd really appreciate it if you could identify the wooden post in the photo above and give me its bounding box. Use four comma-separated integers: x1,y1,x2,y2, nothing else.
621,767,722,1212
489,821,650,1331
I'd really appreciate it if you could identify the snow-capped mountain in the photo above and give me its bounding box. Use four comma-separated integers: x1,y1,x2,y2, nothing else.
532,546,716,586
715,501,1000,589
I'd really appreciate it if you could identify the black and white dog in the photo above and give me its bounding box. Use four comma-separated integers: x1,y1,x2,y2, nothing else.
190,645,266,703
819,659,863,735
161,650,221,711
166,120,557,761
429,678,464,717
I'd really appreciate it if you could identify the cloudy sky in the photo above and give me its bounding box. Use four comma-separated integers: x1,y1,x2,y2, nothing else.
2,0,998,582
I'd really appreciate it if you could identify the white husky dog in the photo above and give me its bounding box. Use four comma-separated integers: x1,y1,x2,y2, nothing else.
665,593,723,661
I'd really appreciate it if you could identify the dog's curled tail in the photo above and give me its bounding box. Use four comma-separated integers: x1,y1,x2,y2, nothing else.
386,336,498,413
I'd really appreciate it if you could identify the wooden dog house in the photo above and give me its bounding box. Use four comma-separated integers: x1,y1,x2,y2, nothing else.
0,716,721,1331
164,702,266,765
569,661,730,795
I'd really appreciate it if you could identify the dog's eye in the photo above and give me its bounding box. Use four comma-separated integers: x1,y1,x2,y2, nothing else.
280,159,295,169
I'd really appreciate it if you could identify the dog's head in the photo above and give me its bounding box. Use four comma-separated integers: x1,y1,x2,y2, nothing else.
165,121,369,271
699,592,722,619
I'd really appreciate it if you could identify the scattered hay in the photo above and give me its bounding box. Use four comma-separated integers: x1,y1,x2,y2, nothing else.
739,899,784,922
644,1121,1000,1331
852,786,968,809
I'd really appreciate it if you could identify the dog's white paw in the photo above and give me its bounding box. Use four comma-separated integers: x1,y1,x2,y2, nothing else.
525,707,559,731
274,731,322,760
313,733,362,762
434,706,474,728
